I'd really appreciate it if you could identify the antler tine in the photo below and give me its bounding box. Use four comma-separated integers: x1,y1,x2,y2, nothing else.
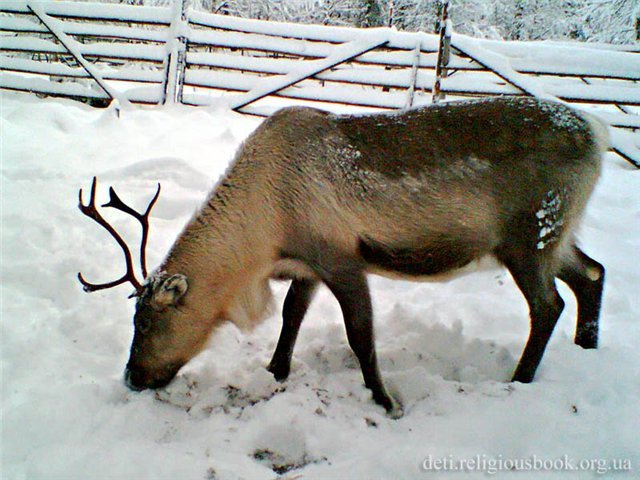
140,183,161,278
102,183,161,279
78,271,140,293
144,183,161,216
78,176,97,218
77,177,143,293
103,187,139,217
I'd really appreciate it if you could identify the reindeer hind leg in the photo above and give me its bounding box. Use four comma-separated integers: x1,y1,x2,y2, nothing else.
498,247,565,383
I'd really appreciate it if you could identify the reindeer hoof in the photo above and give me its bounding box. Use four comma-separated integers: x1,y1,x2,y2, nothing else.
267,361,290,382
575,332,598,350
385,398,404,419
512,370,535,384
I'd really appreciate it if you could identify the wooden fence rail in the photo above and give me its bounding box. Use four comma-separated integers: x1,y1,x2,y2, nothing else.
1,0,638,166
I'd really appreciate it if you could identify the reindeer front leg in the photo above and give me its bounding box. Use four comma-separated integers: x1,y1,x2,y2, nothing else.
268,278,318,380
324,269,403,418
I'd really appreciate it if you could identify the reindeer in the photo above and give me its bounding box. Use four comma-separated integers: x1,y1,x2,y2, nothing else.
79,97,607,418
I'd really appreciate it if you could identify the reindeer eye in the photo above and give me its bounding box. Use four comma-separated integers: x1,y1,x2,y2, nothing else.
135,312,152,334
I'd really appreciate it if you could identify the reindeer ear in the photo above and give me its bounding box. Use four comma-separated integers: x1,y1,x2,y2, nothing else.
150,274,188,310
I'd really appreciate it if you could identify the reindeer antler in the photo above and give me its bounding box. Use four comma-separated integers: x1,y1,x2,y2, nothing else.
77,177,161,293
102,182,161,279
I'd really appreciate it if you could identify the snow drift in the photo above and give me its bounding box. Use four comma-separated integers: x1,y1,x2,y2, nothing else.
1,91,639,479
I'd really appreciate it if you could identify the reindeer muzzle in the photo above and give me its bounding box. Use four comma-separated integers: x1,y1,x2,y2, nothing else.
123,362,181,391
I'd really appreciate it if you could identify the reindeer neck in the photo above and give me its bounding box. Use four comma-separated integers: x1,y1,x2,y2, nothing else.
160,166,275,296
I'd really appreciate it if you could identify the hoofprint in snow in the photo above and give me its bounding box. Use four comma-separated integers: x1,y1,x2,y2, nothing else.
1,91,639,479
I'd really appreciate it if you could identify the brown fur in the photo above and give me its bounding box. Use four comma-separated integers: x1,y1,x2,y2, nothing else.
124,97,606,416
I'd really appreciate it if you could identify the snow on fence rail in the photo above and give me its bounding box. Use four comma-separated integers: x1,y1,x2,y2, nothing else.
1,0,638,166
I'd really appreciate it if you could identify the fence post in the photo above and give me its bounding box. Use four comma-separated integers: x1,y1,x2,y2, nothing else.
432,0,450,103
404,39,421,109
162,0,188,105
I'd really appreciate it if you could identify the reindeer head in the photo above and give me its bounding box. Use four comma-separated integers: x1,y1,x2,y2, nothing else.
78,178,206,391
124,271,194,390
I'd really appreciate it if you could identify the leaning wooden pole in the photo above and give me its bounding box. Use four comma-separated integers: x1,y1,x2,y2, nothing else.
27,1,129,107
229,36,389,113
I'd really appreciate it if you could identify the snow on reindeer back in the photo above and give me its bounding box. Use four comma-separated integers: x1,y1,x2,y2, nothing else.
534,99,588,133
474,96,589,134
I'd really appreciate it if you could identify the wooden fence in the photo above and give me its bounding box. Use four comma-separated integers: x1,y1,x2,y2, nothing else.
1,0,638,166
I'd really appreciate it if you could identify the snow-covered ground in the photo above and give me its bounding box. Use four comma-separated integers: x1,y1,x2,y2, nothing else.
1,91,639,479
